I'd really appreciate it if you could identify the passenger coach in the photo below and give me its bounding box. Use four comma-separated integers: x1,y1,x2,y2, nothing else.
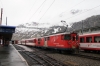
79,33,100,52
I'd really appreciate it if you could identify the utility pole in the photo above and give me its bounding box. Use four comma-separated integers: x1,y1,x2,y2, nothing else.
6,17,7,26
82,21,83,34
0,8,3,25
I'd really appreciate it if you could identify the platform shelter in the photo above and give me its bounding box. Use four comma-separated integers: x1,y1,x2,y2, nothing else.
0,25,16,46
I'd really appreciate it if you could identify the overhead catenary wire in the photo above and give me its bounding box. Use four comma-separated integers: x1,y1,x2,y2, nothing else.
56,0,85,17
33,0,46,22
59,0,86,16
22,0,85,25
26,0,47,23
0,0,3,8
38,0,55,22
47,0,86,27
38,0,85,23
64,4,100,21
20,0,37,23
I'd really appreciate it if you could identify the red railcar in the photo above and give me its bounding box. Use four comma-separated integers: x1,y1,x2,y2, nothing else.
25,38,35,46
18,40,21,44
19,32,79,53
79,33,100,51
20,39,26,45
35,37,44,47
35,32,79,53
11,40,18,44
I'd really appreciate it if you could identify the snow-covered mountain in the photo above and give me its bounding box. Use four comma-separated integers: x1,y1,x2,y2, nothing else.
12,22,67,40
12,8,100,40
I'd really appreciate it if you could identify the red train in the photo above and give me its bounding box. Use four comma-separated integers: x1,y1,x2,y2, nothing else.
14,32,100,53
79,32,100,52
17,32,79,53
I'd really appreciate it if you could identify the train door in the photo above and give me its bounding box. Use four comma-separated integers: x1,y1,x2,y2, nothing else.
71,33,78,41
44,37,47,47
71,33,79,50
38,38,41,45
44,37,49,47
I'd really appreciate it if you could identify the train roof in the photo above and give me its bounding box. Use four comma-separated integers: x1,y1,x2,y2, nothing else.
36,32,77,38
79,32,100,36
21,38,35,41
21,32,78,40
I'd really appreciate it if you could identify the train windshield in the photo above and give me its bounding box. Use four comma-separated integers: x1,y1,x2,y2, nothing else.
64,34,71,40
72,35,78,41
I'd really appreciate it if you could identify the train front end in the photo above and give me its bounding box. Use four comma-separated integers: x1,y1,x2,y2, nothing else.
63,32,79,53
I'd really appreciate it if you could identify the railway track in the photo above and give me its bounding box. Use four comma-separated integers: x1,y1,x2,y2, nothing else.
72,53,100,61
13,44,100,66
20,51,67,66
13,44,67,66
39,48,100,61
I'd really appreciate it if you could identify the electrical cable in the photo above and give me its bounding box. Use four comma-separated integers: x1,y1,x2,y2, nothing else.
26,0,47,23
0,0,3,8
63,0,85,14
46,0,86,26
20,0,37,23
64,4,100,21
38,0,55,22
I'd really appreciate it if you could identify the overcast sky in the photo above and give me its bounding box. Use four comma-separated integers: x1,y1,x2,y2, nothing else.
0,0,100,27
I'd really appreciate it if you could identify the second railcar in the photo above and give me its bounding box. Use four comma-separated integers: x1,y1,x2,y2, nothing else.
79,33,100,52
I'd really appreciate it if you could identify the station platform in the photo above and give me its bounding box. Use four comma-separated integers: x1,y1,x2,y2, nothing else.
0,44,28,66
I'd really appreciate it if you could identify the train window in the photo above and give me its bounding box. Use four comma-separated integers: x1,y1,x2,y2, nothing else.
38,38,41,44
44,37,46,41
72,36,75,41
86,37,92,43
64,34,71,40
80,37,84,43
38,38,41,41
38,42,40,44
94,36,100,43
44,37,50,41
47,37,50,40
28,40,33,43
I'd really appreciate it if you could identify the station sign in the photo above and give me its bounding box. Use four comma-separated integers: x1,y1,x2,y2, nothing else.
0,26,16,33
0,28,15,33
